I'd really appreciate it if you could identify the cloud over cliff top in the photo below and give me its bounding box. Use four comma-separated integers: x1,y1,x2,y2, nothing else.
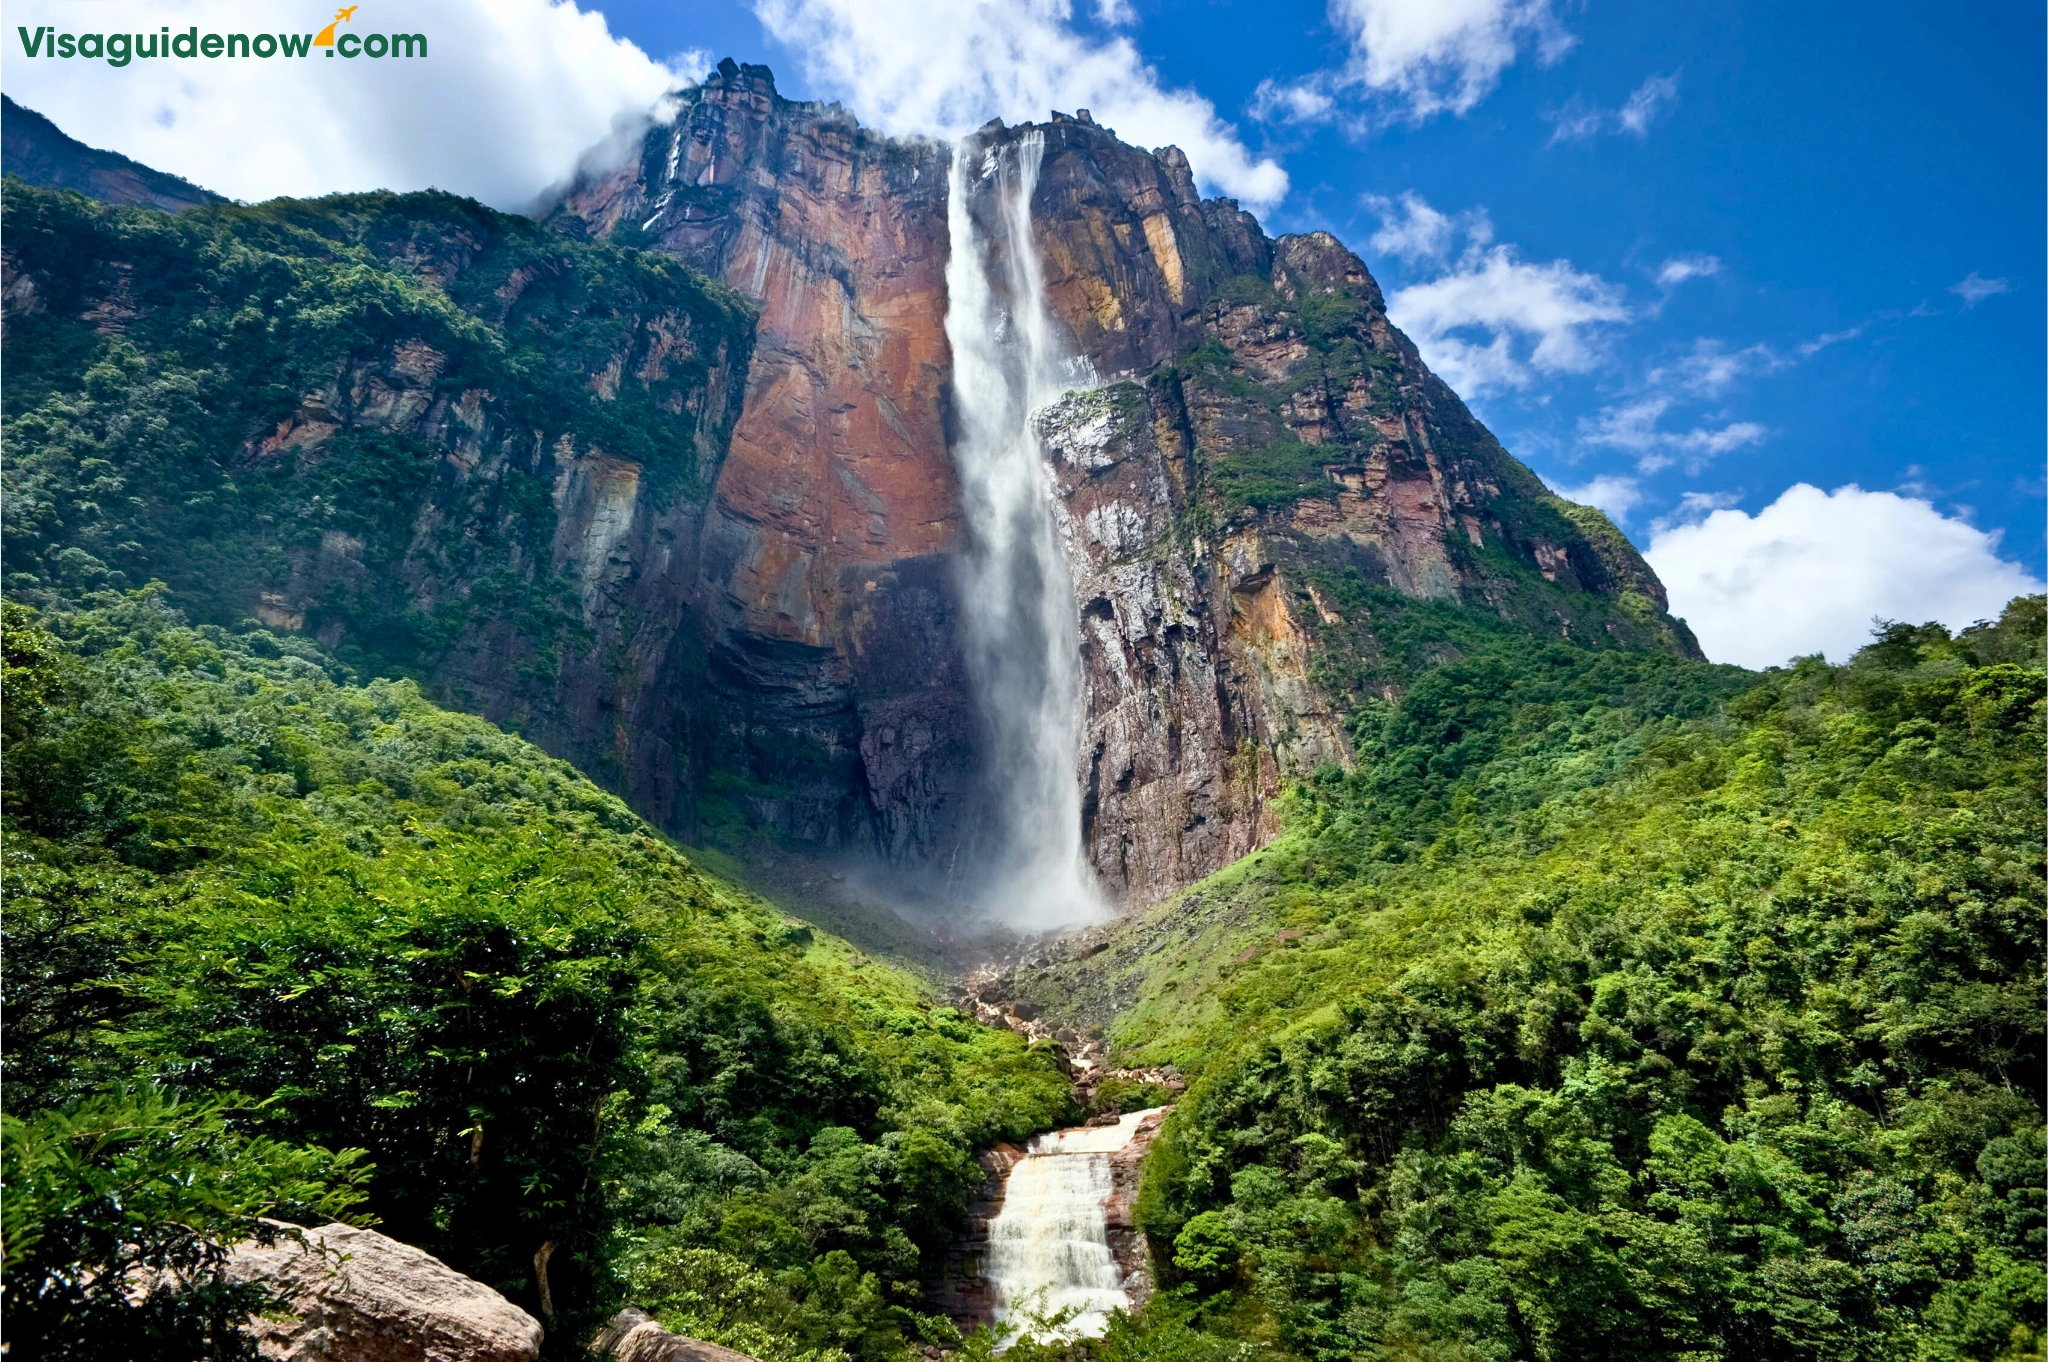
752,0,1288,207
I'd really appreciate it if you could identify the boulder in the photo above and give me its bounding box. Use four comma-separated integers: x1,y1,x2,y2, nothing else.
227,1220,543,1361
590,1308,762,1362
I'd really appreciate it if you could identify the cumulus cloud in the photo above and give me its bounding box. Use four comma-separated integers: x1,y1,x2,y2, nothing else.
1250,0,1572,130
753,0,1287,206
1328,0,1574,121
1551,473,1644,524
1579,398,1766,472
1365,192,1627,394
0,0,698,211
1249,77,1337,126
1364,191,1489,263
1655,254,1721,288
1950,272,2011,307
1547,72,1679,143
1645,484,2046,668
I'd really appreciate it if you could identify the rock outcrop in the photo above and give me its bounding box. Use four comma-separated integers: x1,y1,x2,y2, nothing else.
5,74,1700,923
591,1309,764,1362
556,60,976,867
227,1221,543,1362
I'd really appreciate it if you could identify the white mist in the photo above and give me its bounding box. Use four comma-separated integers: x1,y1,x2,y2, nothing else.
942,130,1103,932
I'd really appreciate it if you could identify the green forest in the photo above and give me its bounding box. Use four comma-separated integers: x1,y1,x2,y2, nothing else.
1,173,2040,1362
1019,597,2045,1362
1,590,1072,1360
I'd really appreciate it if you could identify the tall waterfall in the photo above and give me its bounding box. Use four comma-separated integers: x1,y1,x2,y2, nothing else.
943,131,1103,931
984,1109,1163,1339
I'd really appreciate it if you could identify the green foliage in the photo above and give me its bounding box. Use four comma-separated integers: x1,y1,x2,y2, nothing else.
1090,1076,1178,1118
0,590,1074,1358
626,1245,884,1362
2,1087,370,1362
0,181,751,682
1205,436,1338,515
1083,600,2046,1361
1172,1212,1243,1288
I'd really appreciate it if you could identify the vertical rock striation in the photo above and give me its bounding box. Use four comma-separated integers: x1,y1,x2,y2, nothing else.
8,71,1699,921
557,61,975,868
553,67,1699,911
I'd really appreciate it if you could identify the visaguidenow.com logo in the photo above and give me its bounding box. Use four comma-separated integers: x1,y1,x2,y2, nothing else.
17,8,425,66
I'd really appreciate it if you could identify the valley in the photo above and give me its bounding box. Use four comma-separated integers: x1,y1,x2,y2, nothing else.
2,66,2042,1362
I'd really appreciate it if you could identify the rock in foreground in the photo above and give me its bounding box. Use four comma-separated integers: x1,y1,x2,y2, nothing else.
591,1308,763,1362
227,1221,542,1362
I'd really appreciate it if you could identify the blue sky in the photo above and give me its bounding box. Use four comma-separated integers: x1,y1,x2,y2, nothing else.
605,0,2045,569
4,0,2040,663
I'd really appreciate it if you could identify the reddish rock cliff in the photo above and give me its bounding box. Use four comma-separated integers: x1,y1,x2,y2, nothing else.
558,61,979,868
546,63,1697,910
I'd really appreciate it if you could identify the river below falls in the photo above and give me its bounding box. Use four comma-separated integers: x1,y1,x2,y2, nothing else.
983,1107,1171,1340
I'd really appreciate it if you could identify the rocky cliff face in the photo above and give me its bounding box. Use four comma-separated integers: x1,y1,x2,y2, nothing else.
6,74,1696,920
545,63,1697,911
555,63,977,869
1,184,754,846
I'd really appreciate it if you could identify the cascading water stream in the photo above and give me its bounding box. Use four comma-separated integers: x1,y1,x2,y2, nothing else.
942,131,1104,931
983,1109,1166,1339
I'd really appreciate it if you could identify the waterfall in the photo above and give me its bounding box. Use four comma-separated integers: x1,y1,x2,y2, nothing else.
942,131,1103,931
984,1109,1163,1340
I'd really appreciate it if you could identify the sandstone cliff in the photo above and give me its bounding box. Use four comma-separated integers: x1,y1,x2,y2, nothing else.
5,77,1698,920
552,68,1696,908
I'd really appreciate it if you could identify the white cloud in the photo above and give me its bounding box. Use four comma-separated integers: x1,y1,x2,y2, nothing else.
1792,326,1864,357
1094,0,1139,23
0,0,697,211
1552,473,1644,523
753,0,1287,207
1617,74,1679,133
1367,193,1627,394
1327,0,1574,121
1648,490,1740,537
1649,338,1781,397
1363,191,1490,263
1646,483,2046,668
1950,272,2011,307
1249,77,1337,126
1655,254,1721,288
1577,326,1865,473
1547,73,1679,144
1578,398,1766,472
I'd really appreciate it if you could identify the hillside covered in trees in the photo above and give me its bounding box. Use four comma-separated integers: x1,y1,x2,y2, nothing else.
1009,598,2045,1362
1,590,1073,1359
1,160,2040,1362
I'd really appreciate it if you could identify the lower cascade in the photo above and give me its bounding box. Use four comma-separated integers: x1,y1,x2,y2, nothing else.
984,1108,1171,1340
